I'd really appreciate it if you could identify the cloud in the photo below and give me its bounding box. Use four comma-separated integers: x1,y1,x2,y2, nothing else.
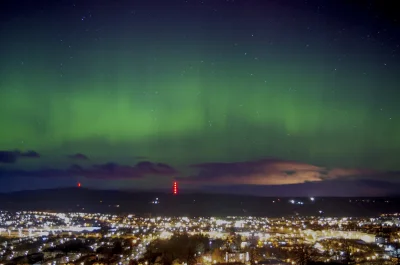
0,150,40,163
0,161,178,180
17,150,40,158
68,153,89,160
0,168,72,178
70,161,178,179
0,151,18,163
179,158,324,185
178,158,399,186
201,179,400,197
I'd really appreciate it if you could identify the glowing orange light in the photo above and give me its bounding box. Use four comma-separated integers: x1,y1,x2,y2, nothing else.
78,182,81,187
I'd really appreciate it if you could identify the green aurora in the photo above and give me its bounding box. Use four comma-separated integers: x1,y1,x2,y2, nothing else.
1,49,398,169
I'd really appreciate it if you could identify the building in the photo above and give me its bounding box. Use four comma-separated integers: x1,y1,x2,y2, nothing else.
375,233,391,244
375,228,392,244
225,252,249,263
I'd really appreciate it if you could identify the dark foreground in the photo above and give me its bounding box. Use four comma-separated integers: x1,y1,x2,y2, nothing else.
0,188,399,217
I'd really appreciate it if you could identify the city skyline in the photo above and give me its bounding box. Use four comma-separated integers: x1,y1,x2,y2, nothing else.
0,0,399,195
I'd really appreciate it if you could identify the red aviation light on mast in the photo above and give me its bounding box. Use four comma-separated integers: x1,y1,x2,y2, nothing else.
173,181,178,195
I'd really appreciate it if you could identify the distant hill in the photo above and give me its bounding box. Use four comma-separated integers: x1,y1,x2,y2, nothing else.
0,188,399,217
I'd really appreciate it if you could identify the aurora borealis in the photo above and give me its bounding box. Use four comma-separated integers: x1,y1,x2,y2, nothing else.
0,0,399,195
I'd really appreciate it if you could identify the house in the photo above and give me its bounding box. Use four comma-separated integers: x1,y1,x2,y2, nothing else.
225,252,249,263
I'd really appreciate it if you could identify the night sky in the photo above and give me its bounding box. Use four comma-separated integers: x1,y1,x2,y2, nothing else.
0,0,399,196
